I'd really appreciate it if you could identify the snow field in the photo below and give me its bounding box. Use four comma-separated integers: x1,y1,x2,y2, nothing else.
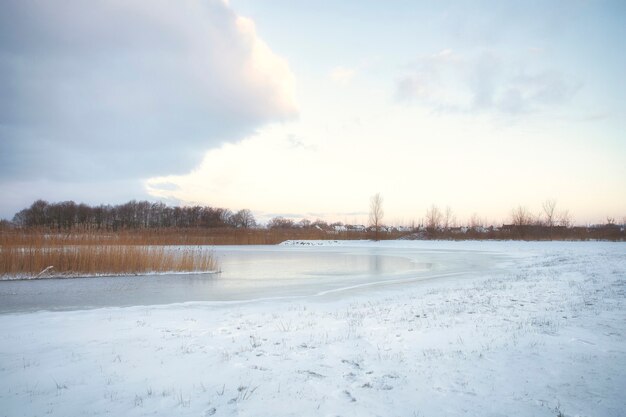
0,241,624,417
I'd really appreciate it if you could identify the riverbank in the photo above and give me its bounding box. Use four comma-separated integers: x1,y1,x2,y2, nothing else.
1,241,624,416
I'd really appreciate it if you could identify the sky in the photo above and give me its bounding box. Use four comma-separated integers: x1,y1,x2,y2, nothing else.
1,0,624,225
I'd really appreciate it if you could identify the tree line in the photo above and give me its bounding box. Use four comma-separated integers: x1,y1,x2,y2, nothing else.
6,198,624,241
399,199,623,241
11,200,257,230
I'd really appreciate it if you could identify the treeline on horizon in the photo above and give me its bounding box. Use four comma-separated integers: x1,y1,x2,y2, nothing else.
6,199,355,233
8,199,258,230
2,199,624,242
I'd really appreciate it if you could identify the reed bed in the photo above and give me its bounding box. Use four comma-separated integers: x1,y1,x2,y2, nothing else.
0,245,217,279
0,227,389,247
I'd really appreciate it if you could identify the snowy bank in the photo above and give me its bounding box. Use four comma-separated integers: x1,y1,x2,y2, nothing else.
0,269,219,281
0,241,624,416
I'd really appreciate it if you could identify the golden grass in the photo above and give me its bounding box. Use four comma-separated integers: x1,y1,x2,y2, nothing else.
0,227,395,247
0,245,217,278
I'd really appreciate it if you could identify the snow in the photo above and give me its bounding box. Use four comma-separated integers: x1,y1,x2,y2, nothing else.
1,270,219,282
0,241,624,417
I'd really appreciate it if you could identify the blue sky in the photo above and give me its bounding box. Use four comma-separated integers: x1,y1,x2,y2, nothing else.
1,0,624,224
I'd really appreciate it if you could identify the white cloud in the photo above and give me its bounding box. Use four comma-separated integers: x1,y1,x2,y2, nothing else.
396,49,581,115
235,16,297,118
0,0,297,182
145,124,326,214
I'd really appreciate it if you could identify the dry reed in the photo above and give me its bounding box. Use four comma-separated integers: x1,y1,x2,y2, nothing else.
0,227,393,247
0,245,217,279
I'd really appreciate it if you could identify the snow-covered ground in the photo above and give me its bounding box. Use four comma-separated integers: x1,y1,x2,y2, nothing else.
1,241,624,417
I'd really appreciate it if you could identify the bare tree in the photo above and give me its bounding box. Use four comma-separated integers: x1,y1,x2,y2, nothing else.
425,205,442,231
369,193,384,241
298,219,311,228
558,210,572,228
542,199,557,238
443,206,454,230
469,213,482,229
311,219,328,230
267,217,295,229
542,199,557,228
231,209,256,228
511,205,533,226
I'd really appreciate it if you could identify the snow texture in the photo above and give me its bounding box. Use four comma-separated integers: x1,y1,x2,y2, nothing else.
0,241,624,417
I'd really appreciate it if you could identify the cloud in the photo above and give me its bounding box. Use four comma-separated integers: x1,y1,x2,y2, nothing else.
0,0,297,182
144,122,381,220
396,49,581,115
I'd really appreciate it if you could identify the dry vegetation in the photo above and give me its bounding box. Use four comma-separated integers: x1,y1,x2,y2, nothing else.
0,227,388,247
0,231,218,278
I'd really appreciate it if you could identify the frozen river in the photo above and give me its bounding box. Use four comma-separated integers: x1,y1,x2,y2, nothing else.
0,243,504,313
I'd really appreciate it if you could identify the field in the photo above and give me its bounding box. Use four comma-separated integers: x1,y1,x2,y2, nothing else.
0,240,624,416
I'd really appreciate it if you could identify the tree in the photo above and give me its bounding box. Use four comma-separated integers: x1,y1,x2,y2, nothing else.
231,209,256,229
311,219,328,230
443,206,454,230
558,210,572,228
542,199,557,227
425,204,442,231
14,199,49,227
369,193,384,241
297,219,311,228
469,213,482,230
267,217,295,229
511,205,533,226
542,199,557,238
